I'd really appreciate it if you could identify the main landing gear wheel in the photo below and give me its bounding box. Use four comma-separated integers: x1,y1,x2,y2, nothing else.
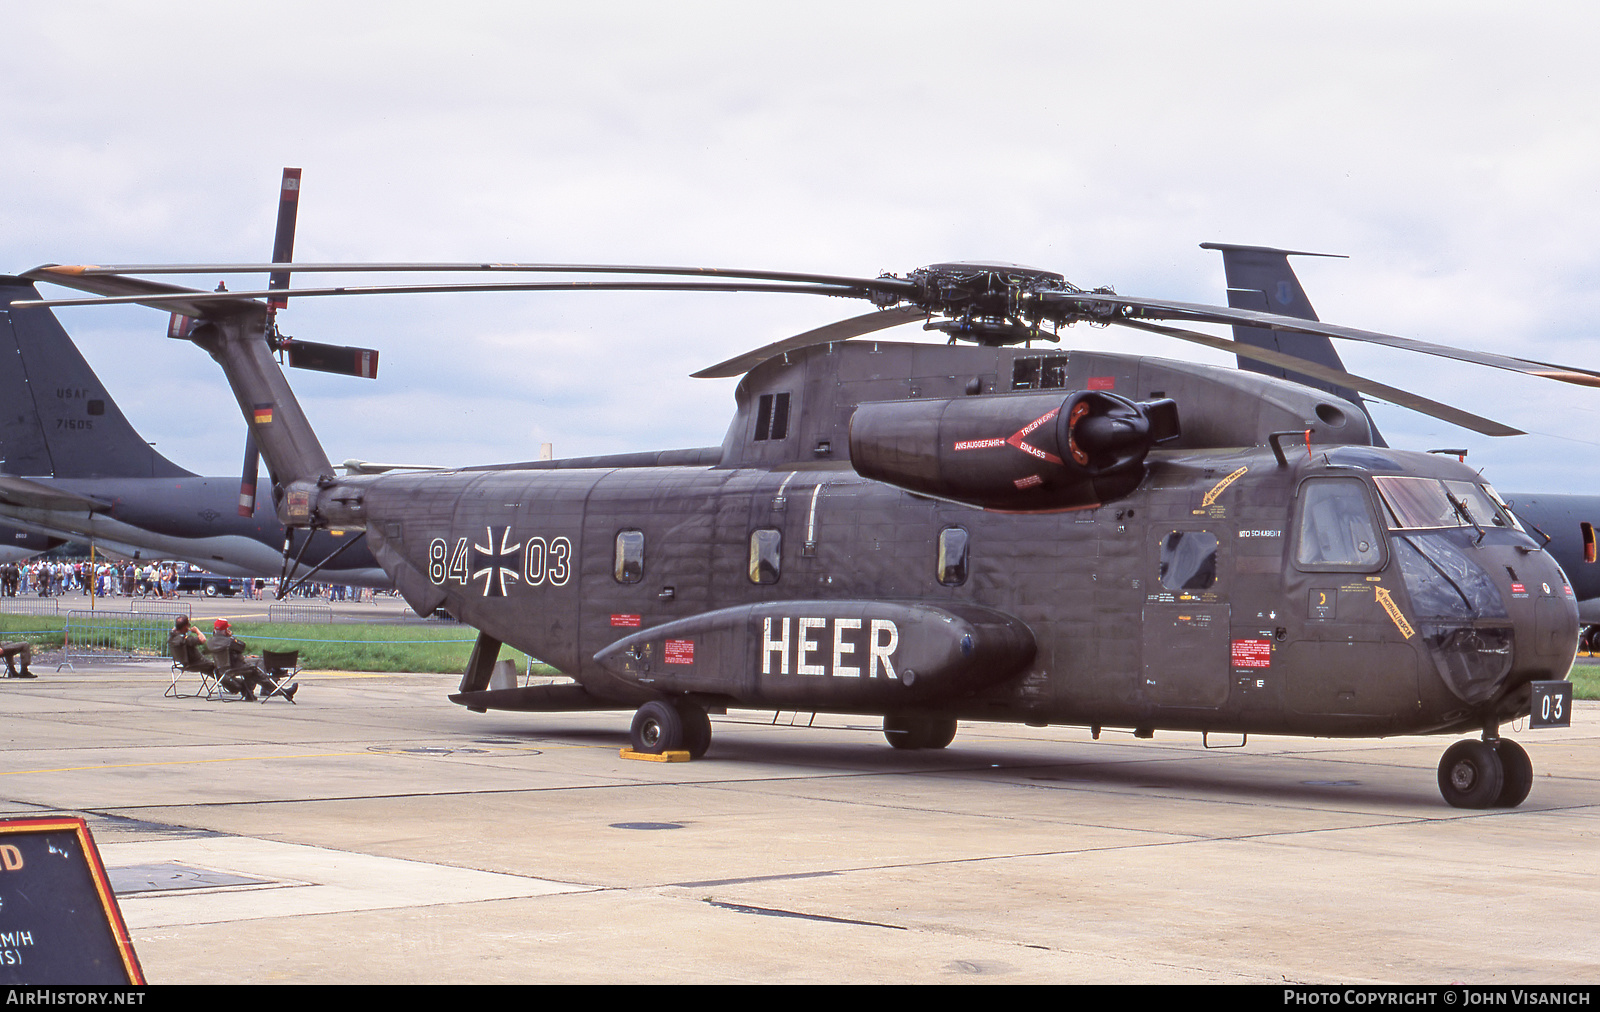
1438,739,1504,809
1492,738,1534,808
883,714,958,750
673,699,712,760
630,700,683,755
629,699,712,758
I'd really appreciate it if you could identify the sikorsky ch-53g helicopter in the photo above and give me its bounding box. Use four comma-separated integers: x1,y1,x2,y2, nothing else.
14,249,1590,808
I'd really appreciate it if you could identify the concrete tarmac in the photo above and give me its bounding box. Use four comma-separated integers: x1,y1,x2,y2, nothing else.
0,657,1594,984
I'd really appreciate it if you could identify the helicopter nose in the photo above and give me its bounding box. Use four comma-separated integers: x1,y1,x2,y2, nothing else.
1422,625,1515,705
1392,532,1578,705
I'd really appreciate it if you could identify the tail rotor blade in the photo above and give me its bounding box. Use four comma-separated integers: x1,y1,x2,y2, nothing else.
284,339,379,379
238,430,261,518
268,168,301,314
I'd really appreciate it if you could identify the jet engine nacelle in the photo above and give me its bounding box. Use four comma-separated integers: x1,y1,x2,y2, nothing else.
849,390,1179,511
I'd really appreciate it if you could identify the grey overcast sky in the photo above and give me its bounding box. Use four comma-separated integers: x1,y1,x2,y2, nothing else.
5,2,1600,491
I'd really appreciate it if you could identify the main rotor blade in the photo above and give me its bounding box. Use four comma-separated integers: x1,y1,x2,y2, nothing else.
16,270,871,313
19,266,265,319
44,261,920,298
1117,318,1525,437
1047,290,1600,389
692,306,926,379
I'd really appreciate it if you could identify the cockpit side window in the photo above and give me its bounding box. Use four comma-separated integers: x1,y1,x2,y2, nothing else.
1295,478,1384,571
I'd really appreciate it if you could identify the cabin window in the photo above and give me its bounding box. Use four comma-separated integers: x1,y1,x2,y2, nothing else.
754,392,791,441
613,530,644,583
1159,531,1218,591
749,528,782,584
1011,355,1068,390
937,527,970,586
1294,478,1383,570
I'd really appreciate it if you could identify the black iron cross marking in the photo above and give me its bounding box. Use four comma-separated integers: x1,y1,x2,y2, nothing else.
471,526,522,597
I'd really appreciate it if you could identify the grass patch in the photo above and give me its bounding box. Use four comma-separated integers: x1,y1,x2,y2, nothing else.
0,613,66,649
0,613,552,675
1568,661,1600,700
229,621,548,675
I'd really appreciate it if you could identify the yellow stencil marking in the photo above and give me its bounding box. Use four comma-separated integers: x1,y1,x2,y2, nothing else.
1201,467,1248,508
1374,586,1415,639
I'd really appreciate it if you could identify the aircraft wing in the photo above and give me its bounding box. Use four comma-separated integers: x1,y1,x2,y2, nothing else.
0,475,111,514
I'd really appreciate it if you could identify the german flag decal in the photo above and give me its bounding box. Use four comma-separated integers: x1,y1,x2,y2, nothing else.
253,403,274,425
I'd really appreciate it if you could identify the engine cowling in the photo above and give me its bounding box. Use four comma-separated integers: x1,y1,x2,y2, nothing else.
849,390,1178,511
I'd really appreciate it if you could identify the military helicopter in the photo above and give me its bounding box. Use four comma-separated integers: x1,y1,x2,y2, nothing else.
13,253,1589,809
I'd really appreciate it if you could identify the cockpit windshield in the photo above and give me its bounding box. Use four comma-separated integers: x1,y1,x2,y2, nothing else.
1373,476,1516,531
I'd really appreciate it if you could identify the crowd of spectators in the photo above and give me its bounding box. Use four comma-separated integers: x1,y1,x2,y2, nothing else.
0,558,374,602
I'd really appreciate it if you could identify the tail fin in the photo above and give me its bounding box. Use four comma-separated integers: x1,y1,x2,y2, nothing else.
1199,242,1386,446
0,276,193,478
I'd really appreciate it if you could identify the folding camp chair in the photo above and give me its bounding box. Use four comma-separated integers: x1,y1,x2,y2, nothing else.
260,649,301,704
202,641,257,702
165,640,221,699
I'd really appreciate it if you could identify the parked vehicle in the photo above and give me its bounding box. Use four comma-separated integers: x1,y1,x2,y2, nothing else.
175,569,245,597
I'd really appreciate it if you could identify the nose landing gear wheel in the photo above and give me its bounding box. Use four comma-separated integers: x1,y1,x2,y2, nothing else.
1492,738,1534,808
1438,739,1504,809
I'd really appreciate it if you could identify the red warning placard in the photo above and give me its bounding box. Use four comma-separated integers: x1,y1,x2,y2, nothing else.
1231,638,1272,668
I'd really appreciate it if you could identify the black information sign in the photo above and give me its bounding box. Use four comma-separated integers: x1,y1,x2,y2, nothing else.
1530,680,1573,729
0,818,142,984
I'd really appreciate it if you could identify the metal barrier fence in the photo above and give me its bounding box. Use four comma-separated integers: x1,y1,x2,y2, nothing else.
0,598,61,616
62,610,173,668
398,608,462,625
129,600,191,617
267,603,334,624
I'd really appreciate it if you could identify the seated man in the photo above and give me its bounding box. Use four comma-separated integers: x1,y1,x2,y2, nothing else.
207,618,298,702
1,641,36,679
168,616,215,674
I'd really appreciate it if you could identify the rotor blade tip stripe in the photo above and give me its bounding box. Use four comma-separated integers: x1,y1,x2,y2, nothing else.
1531,370,1600,388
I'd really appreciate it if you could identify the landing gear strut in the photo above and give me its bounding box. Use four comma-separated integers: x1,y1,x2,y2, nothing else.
883,713,958,750
1437,728,1534,809
629,698,712,759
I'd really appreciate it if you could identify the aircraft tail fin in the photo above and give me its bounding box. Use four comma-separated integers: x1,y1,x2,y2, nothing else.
1199,243,1385,446
0,276,193,479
